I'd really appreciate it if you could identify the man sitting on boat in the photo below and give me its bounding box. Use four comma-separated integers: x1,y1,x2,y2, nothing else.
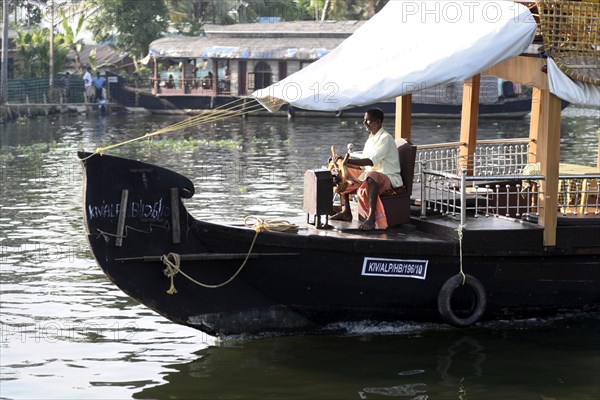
330,108,403,230
166,74,175,89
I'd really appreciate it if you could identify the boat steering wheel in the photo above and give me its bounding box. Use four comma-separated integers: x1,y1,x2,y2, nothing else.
327,146,350,193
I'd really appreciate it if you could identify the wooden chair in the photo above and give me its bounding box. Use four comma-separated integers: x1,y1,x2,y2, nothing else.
379,139,417,226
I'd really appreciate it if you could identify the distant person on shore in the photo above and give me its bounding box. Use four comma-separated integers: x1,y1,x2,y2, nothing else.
61,72,71,102
83,67,94,102
93,72,106,100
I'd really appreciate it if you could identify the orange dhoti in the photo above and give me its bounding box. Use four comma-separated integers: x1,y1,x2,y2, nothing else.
342,168,393,229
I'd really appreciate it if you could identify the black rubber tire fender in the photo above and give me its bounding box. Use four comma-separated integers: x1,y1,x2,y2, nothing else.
437,273,487,327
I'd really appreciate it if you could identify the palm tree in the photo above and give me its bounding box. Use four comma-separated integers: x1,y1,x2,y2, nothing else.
13,29,35,77
60,12,86,73
13,26,69,78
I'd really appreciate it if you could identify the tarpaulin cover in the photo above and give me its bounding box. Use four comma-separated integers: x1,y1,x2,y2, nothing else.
252,0,538,111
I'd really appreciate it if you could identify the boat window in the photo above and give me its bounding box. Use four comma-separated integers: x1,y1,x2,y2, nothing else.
253,62,272,90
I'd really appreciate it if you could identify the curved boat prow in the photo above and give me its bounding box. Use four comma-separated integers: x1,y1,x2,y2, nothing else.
78,151,319,337
79,151,194,239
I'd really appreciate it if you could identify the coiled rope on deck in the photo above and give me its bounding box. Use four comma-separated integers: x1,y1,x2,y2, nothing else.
162,216,298,294
81,97,268,159
243,215,299,233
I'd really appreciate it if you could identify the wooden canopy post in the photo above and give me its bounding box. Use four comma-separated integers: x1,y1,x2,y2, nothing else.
535,89,561,247
528,87,542,163
458,74,481,175
212,59,219,95
153,57,158,95
395,94,412,141
485,55,560,247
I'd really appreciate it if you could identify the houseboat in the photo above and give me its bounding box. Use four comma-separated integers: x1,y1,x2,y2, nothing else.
118,20,542,117
80,0,599,337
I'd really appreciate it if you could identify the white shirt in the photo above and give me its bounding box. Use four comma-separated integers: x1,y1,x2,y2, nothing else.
83,71,92,87
359,128,403,187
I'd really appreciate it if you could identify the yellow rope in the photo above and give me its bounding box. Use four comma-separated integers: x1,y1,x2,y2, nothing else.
161,216,298,294
243,215,299,233
162,229,259,292
163,252,182,294
81,97,267,159
457,224,466,285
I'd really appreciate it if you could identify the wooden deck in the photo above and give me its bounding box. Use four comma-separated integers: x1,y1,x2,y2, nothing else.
225,209,545,256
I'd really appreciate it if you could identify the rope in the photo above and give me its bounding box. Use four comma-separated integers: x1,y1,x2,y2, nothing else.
163,252,182,294
161,216,298,294
95,222,167,242
456,224,466,285
161,229,259,292
80,97,267,160
243,215,299,233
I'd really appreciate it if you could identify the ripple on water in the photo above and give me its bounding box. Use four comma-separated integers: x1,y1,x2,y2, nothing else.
1,113,599,399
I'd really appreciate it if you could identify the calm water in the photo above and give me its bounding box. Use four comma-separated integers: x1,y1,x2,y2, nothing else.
0,109,599,399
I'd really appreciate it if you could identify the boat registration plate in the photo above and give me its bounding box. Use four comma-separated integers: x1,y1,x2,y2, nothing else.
361,257,428,280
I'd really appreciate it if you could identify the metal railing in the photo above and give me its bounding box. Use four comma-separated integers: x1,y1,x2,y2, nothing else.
419,166,600,225
420,167,545,224
415,139,600,225
415,139,531,180
151,78,232,95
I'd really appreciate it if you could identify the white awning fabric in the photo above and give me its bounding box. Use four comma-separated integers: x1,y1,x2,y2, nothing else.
547,57,600,107
252,0,537,112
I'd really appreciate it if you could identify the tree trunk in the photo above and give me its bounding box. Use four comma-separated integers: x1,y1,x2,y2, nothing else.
1,0,9,104
75,54,82,74
321,0,331,21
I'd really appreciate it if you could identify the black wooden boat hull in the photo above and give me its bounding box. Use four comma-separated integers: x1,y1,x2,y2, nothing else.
80,152,600,337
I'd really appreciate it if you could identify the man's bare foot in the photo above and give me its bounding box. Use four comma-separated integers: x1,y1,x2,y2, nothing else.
359,218,376,231
330,211,352,221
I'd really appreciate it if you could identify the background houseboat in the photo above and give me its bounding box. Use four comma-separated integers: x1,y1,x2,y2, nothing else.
113,21,541,117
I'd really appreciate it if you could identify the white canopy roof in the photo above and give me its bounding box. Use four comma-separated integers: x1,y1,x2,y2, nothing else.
252,0,537,112
547,57,600,107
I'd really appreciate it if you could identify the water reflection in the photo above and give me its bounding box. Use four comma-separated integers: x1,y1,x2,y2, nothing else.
133,316,599,400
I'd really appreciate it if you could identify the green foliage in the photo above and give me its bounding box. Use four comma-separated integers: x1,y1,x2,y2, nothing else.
88,0,169,59
297,0,388,20
171,19,204,36
236,0,306,22
165,0,309,29
60,12,86,73
139,0,377,25
13,26,69,78
144,137,242,151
